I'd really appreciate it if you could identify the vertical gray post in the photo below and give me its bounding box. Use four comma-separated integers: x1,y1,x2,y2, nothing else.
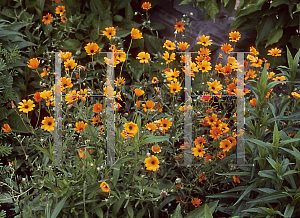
233,52,253,167
54,52,62,166
106,52,115,166
184,52,193,166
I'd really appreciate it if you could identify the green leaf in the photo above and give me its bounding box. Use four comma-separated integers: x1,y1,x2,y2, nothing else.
186,200,218,218
286,46,294,69
113,166,120,186
266,157,279,172
204,0,219,22
0,193,13,203
126,204,134,218
61,39,81,52
233,182,259,206
37,0,45,11
272,122,280,148
255,15,276,46
144,34,162,55
223,0,231,7
204,204,213,218
280,146,300,161
235,0,265,17
248,191,288,203
34,144,54,162
159,195,179,210
112,199,125,216
136,204,147,218
172,204,182,218
117,28,131,38
265,27,283,47
114,0,131,11
125,3,133,20
270,0,289,8
90,29,99,41
50,197,67,218
284,204,294,218
224,0,236,15
138,135,169,146
113,15,123,22
180,0,193,4
258,169,277,180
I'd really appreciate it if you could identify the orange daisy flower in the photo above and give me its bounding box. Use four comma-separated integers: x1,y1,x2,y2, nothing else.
136,52,150,63
144,155,159,171
40,67,50,77
41,116,55,132
124,122,138,136
142,2,151,10
191,198,202,207
174,21,185,32
42,13,53,25
217,151,226,160
162,51,176,64
177,42,190,51
221,43,233,53
131,28,143,39
59,51,72,60
93,103,103,113
142,100,156,112
198,60,212,72
207,80,222,94
55,6,65,16
219,139,234,152
210,127,222,139
18,99,35,113
197,35,212,46
268,48,281,56
250,98,257,106
75,121,88,132
134,88,144,97
158,118,172,131
229,31,241,42
84,42,100,55
194,136,206,146
191,145,205,157
151,77,159,84
34,92,42,102
102,27,116,40
163,40,176,51
167,81,182,94
61,16,67,23
27,58,40,69
145,122,158,132
2,124,11,133
100,181,110,192
152,145,161,153
199,173,206,182
64,58,77,70
233,175,241,184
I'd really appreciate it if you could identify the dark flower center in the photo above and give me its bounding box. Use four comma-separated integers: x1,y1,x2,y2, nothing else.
24,105,29,109
173,88,176,91
151,160,155,165
163,124,167,127
48,122,52,126
90,49,94,53
129,126,132,130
